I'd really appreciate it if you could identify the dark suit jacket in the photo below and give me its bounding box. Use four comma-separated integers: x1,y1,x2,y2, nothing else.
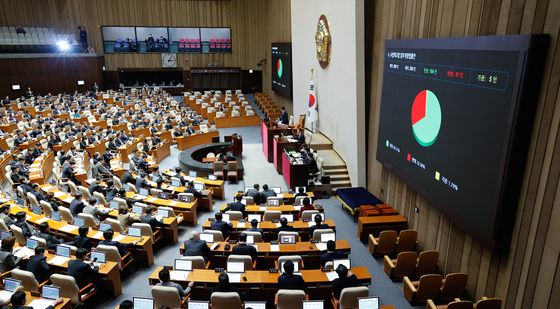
224,202,245,213
232,243,257,260
275,225,295,234
140,215,165,230
26,254,51,283
280,111,289,125
320,251,345,267
210,220,232,235
38,232,62,249
309,223,331,235
69,199,85,215
332,274,359,299
278,273,306,290
72,236,92,250
67,259,99,288
99,239,133,256
183,239,211,261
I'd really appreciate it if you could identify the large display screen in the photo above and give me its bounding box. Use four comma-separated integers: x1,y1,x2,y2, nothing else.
376,35,547,251
271,42,293,99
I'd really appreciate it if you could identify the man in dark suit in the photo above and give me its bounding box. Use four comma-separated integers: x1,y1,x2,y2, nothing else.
320,240,345,267
37,222,63,249
332,264,360,300
99,229,137,256
246,219,263,234
309,214,330,235
294,187,308,198
224,195,245,214
183,231,211,262
278,106,289,125
135,172,148,192
278,260,305,290
275,217,295,234
261,184,277,200
172,167,186,186
14,211,37,238
232,233,257,260
244,184,260,199
185,181,202,199
69,226,92,250
140,206,165,230
26,246,51,283
210,212,232,235
69,192,86,215
67,248,99,289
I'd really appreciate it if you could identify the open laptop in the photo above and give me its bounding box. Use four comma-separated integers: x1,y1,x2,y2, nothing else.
91,251,106,263
247,214,261,222
158,192,170,200
279,234,296,244
109,201,119,210
171,179,181,187
280,214,294,222
31,205,42,215
73,217,85,227
99,222,112,232
0,231,12,240
244,301,266,309
178,194,190,202
358,297,379,309
188,301,209,309
55,245,71,258
42,285,60,301
320,232,336,243
333,258,351,270
208,175,217,181
199,233,214,243
132,205,143,214
4,278,21,292
302,300,324,309
174,259,193,271
139,188,149,197
193,182,205,191
128,227,142,237
156,209,169,218
188,171,197,177
26,238,39,249
133,297,155,309
227,261,245,273
267,199,280,206
50,211,61,221
280,261,299,273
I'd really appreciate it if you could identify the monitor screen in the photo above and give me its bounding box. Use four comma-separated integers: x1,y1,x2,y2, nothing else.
132,206,143,214
41,285,60,300
200,28,232,53
4,279,21,292
50,211,61,221
178,195,189,202
56,245,71,257
11,85,20,90
73,217,85,227
271,187,281,194
245,235,255,244
158,192,170,200
302,301,324,309
77,80,85,86
171,180,181,187
358,297,380,309
193,182,204,191
128,227,141,237
268,199,279,206
91,251,106,263
0,231,12,240
174,259,193,271
280,261,299,273
188,171,197,177
188,301,209,309
109,201,119,209
279,234,296,244
320,233,336,243
208,175,217,181
157,209,169,218
244,302,266,309
280,214,294,222
32,205,42,215
133,297,155,309
227,261,245,273
99,222,112,231
200,233,214,243
136,27,169,53
247,214,261,222
139,188,149,196
26,239,38,249
333,258,351,271
271,42,293,99
101,26,137,53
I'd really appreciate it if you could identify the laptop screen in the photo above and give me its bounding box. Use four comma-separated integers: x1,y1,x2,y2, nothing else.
91,251,106,263
199,233,214,243
32,205,42,215
157,209,169,218
245,235,255,244
174,259,193,271
188,301,209,309
247,214,261,222
4,278,21,292
42,285,60,300
268,199,280,206
139,188,149,196
222,213,230,223
56,245,71,257
158,192,169,200
73,217,85,227
302,300,324,309
280,261,299,273
171,180,181,187
358,297,380,309
244,302,266,309
333,258,351,271
128,227,141,237
188,171,197,177
227,261,245,273
320,233,336,243
271,187,281,194
0,231,12,240
50,211,61,221
109,201,119,209
280,214,294,222
132,205,143,214
178,194,189,202
99,222,112,231
208,175,217,181
193,182,204,191
26,239,38,249
133,297,155,309
279,234,296,244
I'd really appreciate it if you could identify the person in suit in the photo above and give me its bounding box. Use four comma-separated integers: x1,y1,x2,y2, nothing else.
298,198,315,219
246,219,263,234
310,214,330,235
99,229,136,256
210,212,232,235
69,192,86,215
26,246,51,284
29,183,48,203
0,204,14,227
275,217,295,234
183,231,211,262
67,248,99,289
294,187,308,198
172,167,186,186
37,222,63,249
332,264,360,300
120,170,135,187
156,268,194,298
83,198,109,225
69,226,92,250
61,159,81,185
118,300,133,309
6,290,61,309
261,184,277,200
14,211,37,238
320,240,345,267
212,272,239,294
117,206,139,228
185,181,202,199
278,106,289,125
140,206,165,230
232,233,257,260
135,172,148,192
278,260,305,290
0,237,21,273
244,184,260,199
224,195,245,214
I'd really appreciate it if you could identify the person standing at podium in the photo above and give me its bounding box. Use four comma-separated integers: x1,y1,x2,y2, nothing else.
278,106,289,125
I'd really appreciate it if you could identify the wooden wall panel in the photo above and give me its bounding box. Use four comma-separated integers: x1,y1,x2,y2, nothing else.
366,0,560,308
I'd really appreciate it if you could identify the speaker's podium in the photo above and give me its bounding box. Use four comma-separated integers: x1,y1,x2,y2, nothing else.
282,149,308,190
261,121,292,163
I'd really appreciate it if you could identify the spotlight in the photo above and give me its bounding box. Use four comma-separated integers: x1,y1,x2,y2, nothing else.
56,40,70,52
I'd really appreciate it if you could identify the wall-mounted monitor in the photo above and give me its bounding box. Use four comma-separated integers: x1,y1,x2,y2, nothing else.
169,27,201,53
11,84,20,90
136,27,169,53
271,42,293,99
102,26,137,53
77,80,85,86
200,28,232,53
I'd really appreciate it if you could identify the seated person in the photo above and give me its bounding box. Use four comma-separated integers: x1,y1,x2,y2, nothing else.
294,187,308,198
83,198,109,225
185,181,202,199
298,198,315,219
68,248,99,289
117,205,140,228
232,233,257,260
69,226,92,250
320,240,345,267
0,237,21,273
183,231,211,262
37,222,63,249
246,219,263,234
212,272,239,295
210,212,232,235
278,260,305,290
156,268,194,298
140,206,165,230
332,264,360,300
99,229,137,256
26,246,51,284
7,290,61,309
69,192,86,215
244,184,260,199
309,214,330,235
14,211,37,238
0,204,13,227
172,167,186,186
224,195,245,214
275,217,295,233
261,184,277,199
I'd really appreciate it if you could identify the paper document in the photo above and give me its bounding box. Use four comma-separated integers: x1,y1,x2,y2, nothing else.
35,217,49,224
59,225,78,233
92,231,103,239
315,243,327,251
326,271,339,281
27,299,56,309
54,191,65,198
48,256,70,266
228,273,241,283
13,247,34,259
275,223,282,228
236,222,246,228
113,234,126,242
308,222,316,227
170,270,190,281
270,245,280,252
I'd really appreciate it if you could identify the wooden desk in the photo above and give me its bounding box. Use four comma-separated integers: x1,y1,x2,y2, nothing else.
273,136,300,174
124,192,192,228
149,139,172,163
215,115,260,128
0,150,17,184
29,151,54,184
162,169,225,200
22,292,72,309
234,192,315,203
118,138,143,163
85,138,108,157
357,215,409,242
52,137,76,153
176,131,220,150
282,150,309,190
219,204,322,216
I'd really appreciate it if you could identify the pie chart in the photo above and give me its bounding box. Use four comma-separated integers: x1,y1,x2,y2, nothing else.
277,59,283,78
411,89,441,147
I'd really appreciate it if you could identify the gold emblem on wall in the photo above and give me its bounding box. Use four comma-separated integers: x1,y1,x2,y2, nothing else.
315,14,331,69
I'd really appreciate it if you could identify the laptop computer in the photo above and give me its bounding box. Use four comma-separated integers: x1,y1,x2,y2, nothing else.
42,285,60,300
358,297,379,309
280,214,294,222
55,245,71,258
50,211,61,221
73,217,85,227
91,251,106,263
3,278,21,292
200,233,214,243
128,227,142,237
279,234,296,244
302,300,324,309
247,214,261,222
188,171,197,177
193,182,204,191
174,259,193,271
139,188,149,196
26,239,38,249
208,175,217,181
243,302,266,309
187,301,209,309
333,258,351,270
171,179,181,187
227,261,245,273
158,192,170,200
133,297,155,309
132,205,143,214
157,209,169,218
280,261,299,273
320,233,336,243
99,222,112,232
31,205,42,215
268,199,280,206
109,201,119,210
0,231,12,240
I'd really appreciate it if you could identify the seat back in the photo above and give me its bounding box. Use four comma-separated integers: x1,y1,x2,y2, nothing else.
30,236,48,248
226,161,237,171
0,220,8,231
26,192,39,207
127,183,138,193
227,254,253,270
11,269,40,292
339,286,369,309
104,218,124,233
178,256,207,269
150,188,162,196
95,244,123,269
447,300,475,309
266,196,282,206
301,210,320,221
177,193,194,202
211,292,242,309
377,230,398,255
475,298,502,309
278,231,300,242
225,210,243,221
77,186,91,200
394,251,418,278
440,273,468,301
263,210,281,221
205,230,224,242
213,161,224,171
112,176,123,189
241,231,262,242
277,255,303,271
93,191,108,206
416,274,443,303
9,225,26,245
113,197,128,209
152,286,181,308
66,180,78,195
77,213,98,227
58,206,74,223
294,196,307,206
243,196,254,205
50,274,80,304
158,206,176,217
276,289,306,309
415,250,439,277
131,223,154,243
396,230,417,253
312,228,334,241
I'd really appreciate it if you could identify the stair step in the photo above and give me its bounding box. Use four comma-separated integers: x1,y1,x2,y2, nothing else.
322,163,348,170
329,174,350,181
323,168,348,175
330,181,352,189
